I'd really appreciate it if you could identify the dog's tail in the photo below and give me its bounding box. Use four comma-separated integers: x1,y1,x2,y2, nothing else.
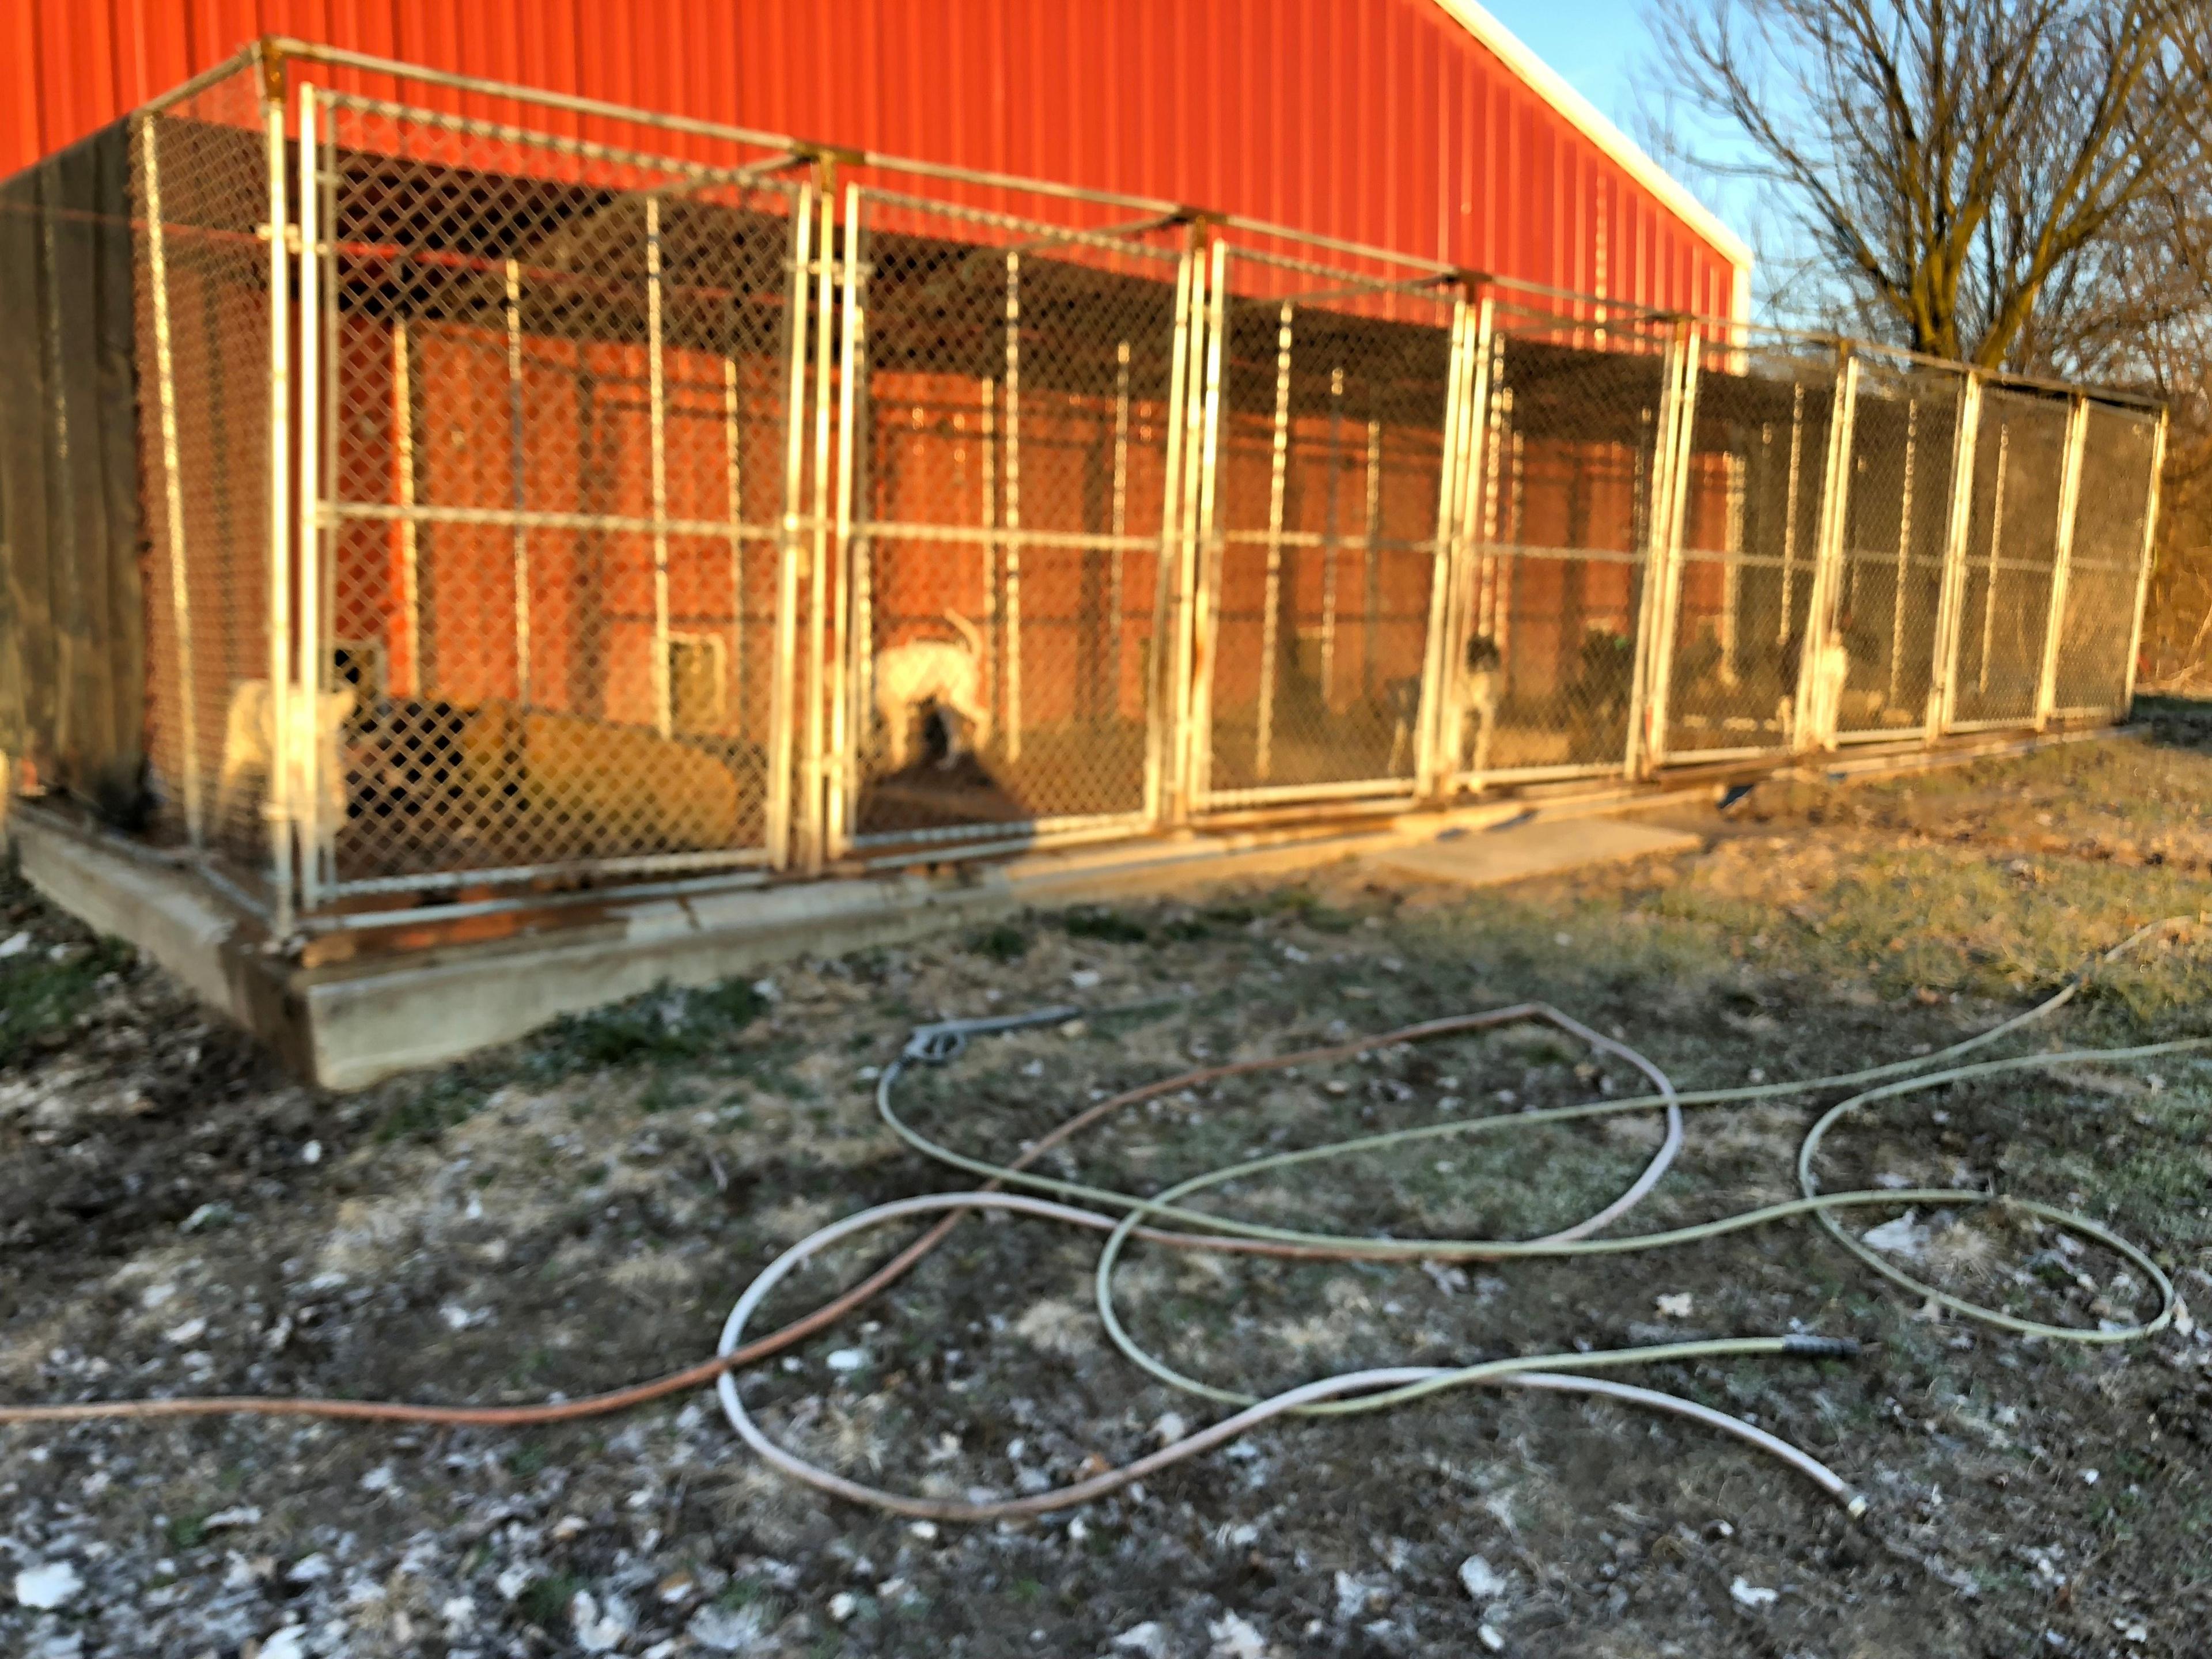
942,611,984,656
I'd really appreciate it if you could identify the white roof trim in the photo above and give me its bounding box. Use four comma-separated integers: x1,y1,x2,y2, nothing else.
1431,0,1754,274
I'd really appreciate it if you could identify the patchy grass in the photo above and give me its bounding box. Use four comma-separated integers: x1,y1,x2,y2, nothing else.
0,858,136,1065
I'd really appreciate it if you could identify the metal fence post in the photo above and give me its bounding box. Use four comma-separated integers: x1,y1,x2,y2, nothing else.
801,170,838,872
764,183,815,870
2035,395,2090,729
1627,319,1698,777
393,321,421,696
1182,237,1229,809
1002,250,1024,764
1925,370,1981,737
826,180,864,861
1111,339,1132,698
504,257,531,709
1415,286,1484,798
1255,300,1296,782
260,61,295,935
1793,343,1859,751
1146,225,1201,827
139,114,203,849
294,79,323,916
2122,410,2171,719
646,195,672,737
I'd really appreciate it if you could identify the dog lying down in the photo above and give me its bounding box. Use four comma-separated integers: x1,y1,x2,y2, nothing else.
874,613,993,771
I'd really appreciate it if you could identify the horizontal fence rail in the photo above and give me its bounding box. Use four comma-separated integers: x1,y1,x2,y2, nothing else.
104,47,2165,921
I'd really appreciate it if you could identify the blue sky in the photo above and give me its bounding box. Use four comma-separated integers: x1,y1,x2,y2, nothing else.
1478,0,1657,135
1479,0,1794,311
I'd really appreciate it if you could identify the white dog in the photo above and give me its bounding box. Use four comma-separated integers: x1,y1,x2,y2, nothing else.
216,679,355,850
873,612,991,771
1388,634,1501,775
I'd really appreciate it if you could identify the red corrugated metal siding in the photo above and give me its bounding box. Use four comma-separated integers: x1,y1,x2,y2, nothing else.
2,0,1741,316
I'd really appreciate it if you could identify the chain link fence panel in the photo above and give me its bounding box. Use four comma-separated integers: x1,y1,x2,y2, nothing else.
134,63,281,882
1950,388,2073,728
311,92,807,897
834,189,1186,852
1191,245,1459,808
1829,354,1966,741
1457,301,1677,782
2052,404,2160,717
1661,334,1839,761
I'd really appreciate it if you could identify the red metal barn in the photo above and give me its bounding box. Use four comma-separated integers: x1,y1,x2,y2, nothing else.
3,0,1749,308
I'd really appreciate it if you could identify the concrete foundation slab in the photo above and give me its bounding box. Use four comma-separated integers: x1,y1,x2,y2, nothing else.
1370,815,1702,889
3,721,2140,1091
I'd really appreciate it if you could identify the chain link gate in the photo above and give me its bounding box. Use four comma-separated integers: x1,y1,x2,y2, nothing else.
1441,296,1679,786
1946,387,2075,730
1827,351,1968,743
298,78,812,908
1184,237,1467,813
2050,403,2163,720
825,187,1191,861
1646,330,1843,765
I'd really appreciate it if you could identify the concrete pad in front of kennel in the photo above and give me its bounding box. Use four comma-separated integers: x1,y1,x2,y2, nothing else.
1368,813,1700,890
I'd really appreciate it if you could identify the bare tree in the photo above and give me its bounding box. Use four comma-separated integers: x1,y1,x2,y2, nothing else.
1654,1,2211,374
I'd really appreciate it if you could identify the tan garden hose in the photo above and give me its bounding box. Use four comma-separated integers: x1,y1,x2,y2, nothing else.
3,919,2198,1529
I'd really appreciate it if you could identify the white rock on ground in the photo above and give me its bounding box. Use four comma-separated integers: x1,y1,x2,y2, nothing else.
687,1603,769,1652
1729,1577,1779,1609
1458,1555,1508,1601
1861,1211,1930,1260
13,1562,83,1610
1112,1622,1170,1658
1208,1612,1269,1658
571,1590,635,1653
257,1627,307,1659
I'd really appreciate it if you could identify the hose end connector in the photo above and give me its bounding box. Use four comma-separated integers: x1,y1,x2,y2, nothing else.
1843,1490,1870,1521
1782,1333,1862,1360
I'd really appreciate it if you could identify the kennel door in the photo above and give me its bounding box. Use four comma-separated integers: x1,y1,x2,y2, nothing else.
1186,247,1462,813
831,188,1188,859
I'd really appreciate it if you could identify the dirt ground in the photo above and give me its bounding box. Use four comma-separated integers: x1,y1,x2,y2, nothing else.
5,707,2212,1659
